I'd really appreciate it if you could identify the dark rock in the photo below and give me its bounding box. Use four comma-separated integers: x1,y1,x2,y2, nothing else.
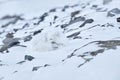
1,22,11,28
67,31,80,38
62,8,66,12
44,64,50,67
55,25,59,27
92,5,106,12
0,33,21,52
1,15,24,20
73,16,85,21
111,8,120,13
92,5,98,8
107,8,120,17
1,15,10,20
73,36,82,39
33,29,43,36
1,17,24,28
79,19,94,27
61,17,86,29
0,41,20,53
69,16,85,25
24,55,35,61
53,16,58,21
22,23,29,29
61,5,70,12
6,33,14,38
67,53,75,59
64,5,69,8
49,8,56,12
34,13,48,25
24,35,32,42
71,10,80,18
101,23,114,27
85,19,94,23
90,49,104,56
101,24,106,27
32,66,42,71
96,8,108,12
51,41,59,49
106,23,114,27
32,17,37,20
103,0,112,5
97,40,120,49
107,12,115,17
0,45,9,53
0,64,6,66
1,15,24,28
40,13,48,19
60,24,69,28
8,42,20,47
16,61,26,64
13,71,18,74
77,58,93,68
117,17,120,22
13,29,18,32
71,4,79,8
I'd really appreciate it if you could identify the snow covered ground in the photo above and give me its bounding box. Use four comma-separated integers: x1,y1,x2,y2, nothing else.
0,0,120,80
0,0,79,18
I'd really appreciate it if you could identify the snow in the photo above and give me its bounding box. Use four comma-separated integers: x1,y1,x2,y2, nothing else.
0,0,79,18
0,0,120,80
1,49,120,80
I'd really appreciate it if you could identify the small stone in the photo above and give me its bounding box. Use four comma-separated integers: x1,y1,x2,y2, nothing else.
103,0,112,5
33,29,43,36
60,24,69,28
71,10,80,17
24,35,32,42
73,16,85,21
13,71,18,74
85,19,94,23
117,17,120,22
79,19,94,27
49,8,56,12
107,8,120,17
24,55,35,61
32,66,42,71
53,16,58,21
67,31,80,38
44,64,50,67
16,61,26,64
92,5,98,8
64,5,69,8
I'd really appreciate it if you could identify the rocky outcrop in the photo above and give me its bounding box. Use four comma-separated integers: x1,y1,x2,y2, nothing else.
103,0,112,5
107,8,120,17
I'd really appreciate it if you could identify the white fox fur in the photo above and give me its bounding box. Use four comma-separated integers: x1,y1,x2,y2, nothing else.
28,28,68,52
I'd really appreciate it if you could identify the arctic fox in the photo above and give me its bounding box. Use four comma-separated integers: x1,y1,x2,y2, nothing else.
29,28,68,53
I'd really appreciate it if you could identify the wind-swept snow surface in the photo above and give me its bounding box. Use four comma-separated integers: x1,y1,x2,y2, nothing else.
0,0,120,80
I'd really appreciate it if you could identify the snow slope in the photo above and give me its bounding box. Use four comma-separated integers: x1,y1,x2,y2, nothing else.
0,0,120,80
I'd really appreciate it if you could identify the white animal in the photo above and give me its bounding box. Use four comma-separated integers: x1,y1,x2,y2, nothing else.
29,28,68,52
